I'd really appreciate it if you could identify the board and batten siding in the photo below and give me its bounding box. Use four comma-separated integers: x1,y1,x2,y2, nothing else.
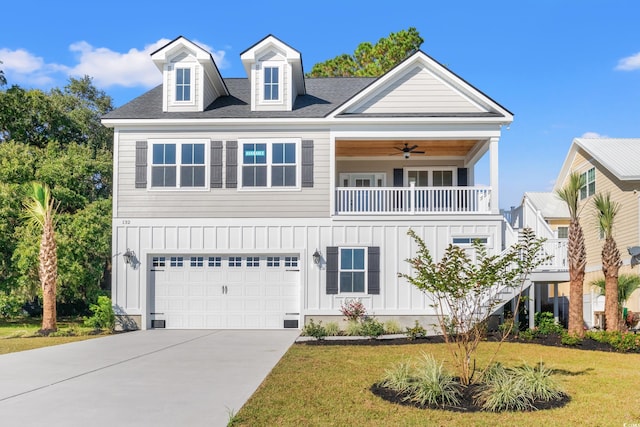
569,149,640,269
352,66,485,114
111,217,503,323
116,130,329,218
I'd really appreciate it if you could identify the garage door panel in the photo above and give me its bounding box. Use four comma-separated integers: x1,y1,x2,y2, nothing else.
151,254,300,329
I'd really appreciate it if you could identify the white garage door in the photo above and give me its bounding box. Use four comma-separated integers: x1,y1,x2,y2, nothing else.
149,254,300,329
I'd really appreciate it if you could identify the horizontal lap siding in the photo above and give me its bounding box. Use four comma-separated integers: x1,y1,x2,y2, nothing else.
572,149,639,269
116,131,329,218
354,66,484,114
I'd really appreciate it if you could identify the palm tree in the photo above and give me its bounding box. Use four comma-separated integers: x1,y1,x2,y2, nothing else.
593,193,622,331
591,274,640,328
23,182,58,333
556,172,587,337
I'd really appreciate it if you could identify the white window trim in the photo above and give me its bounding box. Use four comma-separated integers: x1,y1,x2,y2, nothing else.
170,64,196,106
339,173,386,187
260,62,284,104
338,247,368,294
237,138,301,191
451,235,492,248
578,166,596,200
148,139,210,191
404,167,457,187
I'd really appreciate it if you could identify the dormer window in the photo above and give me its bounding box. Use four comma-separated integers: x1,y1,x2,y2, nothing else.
175,68,192,102
176,68,191,101
264,66,280,101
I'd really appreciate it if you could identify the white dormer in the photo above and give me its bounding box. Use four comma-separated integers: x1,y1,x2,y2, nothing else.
240,35,305,112
151,36,228,113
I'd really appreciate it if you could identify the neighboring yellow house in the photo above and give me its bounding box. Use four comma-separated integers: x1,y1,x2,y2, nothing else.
554,137,640,326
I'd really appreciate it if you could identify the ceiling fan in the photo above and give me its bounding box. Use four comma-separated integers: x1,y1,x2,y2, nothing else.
393,143,425,159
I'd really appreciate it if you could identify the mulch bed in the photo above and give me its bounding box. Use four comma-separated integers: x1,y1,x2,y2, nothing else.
297,332,635,352
370,383,571,412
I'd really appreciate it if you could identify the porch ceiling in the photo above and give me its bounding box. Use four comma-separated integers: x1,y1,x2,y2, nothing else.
335,139,480,157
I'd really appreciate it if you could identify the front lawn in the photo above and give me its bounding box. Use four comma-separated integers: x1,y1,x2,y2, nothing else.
234,340,640,426
0,317,105,355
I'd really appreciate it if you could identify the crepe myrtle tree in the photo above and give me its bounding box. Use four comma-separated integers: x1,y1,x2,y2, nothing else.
399,228,549,385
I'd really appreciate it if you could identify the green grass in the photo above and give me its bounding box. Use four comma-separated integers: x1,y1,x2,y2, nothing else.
235,341,640,426
0,317,105,355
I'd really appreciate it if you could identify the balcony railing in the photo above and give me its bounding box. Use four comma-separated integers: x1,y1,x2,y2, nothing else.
335,186,491,214
536,239,568,270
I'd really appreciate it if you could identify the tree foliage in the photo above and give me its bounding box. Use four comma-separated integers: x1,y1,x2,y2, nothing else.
0,60,6,87
0,78,113,317
0,76,114,149
400,228,549,385
307,27,424,77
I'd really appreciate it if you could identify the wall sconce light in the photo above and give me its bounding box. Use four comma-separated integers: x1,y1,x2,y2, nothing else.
312,249,322,265
123,248,135,265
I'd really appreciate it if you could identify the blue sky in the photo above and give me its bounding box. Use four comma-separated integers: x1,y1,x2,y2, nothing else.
2,0,639,209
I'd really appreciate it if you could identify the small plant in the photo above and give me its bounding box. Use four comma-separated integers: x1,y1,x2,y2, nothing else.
410,353,462,407
475,370,533,412
226,406,239,426
405,320,426,340
324,321,341,336
384,320,402,335
378,361,413,394
588,330,640,352
515,362,565,402
84,296,115,331
340,298,367,322
302,319,327,340
360,318,385,339
518,328,538,340
345,320,363,336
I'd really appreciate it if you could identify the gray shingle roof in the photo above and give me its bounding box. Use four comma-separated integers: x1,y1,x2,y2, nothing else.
103,77,377,120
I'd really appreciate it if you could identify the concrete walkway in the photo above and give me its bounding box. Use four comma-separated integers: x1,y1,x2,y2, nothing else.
0,329,299,427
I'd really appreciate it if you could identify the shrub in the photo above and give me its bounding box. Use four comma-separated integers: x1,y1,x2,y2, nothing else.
360,318,385,338
324,321,341,336
84,296,115,331
405,320,427,340
0,294,25,319
302,319,327,340
345,320,363,336
560,332,582,346
340,298,367,322
518,328,538,340
535,312,563,335
384,320,402,335
587,330,640,352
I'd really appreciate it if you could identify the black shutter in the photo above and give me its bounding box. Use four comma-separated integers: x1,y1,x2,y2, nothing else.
301,140,314,187
226,141,237,188
135,141,147,188
457,168,468,186
326,246,339,294
210,141,223,188
393,168,403,187
367,247,380,295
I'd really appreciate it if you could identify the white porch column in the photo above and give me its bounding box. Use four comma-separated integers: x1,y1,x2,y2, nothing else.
528,283,535,329
489,137,499,214
553,283,559,323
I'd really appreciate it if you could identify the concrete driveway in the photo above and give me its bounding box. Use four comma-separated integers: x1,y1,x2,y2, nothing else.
0,329,299,427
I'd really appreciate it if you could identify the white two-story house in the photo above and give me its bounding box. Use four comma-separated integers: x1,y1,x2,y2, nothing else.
102,35,513,330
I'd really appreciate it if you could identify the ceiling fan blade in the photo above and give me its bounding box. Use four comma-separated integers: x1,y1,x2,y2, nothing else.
413,150,425,154
407,145,419,151
394,147,405,152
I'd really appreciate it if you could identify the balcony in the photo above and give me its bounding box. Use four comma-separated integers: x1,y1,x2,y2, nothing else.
335,185,491,215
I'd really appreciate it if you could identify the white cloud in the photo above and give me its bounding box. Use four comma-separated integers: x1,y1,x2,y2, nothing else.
0,39,229,90
580,132,608,139
615,52,640,71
